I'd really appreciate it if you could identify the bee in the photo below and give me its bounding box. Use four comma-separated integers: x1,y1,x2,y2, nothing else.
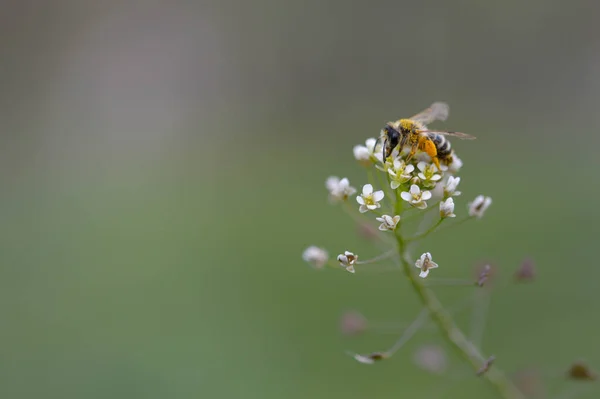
378,102,476,171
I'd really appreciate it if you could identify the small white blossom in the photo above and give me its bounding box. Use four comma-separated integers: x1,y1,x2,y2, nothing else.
337,251,358,273
468,195,492,218
388,159,414,189
443,176,461,198
353,353,375,365
400,184,432,209
302,246,329,269
326,176,357,203
447,155,463,173
417,162,442,188
415,252,439,278
353,138,379,166
439,198,456,218
356,184,384,213
350,352,387,364
376,214,400,231
375,147,399,171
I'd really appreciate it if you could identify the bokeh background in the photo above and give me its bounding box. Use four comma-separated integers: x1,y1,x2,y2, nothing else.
1,1,599,398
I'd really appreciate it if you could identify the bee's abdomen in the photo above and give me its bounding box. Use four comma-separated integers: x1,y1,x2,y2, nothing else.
428,133,452,158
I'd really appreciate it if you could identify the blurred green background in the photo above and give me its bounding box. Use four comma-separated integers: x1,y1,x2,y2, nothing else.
1,1,599,398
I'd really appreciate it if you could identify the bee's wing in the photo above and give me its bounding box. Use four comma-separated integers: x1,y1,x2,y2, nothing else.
420,130,476,140
409,102,450,124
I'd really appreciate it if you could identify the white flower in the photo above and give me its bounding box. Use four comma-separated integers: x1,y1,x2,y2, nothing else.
448,155,463,173
417,162,442,188
388,159,415,189
353,138,379,166
337,251,358,273
376,214,400,231
350,352,386,364
400,184,432,209
415,252,439,278
326,176,357,203
439,198,456,218
443,176,461,198
356,184,384,213
302,246,328,269
468,195,492,218
375,147,398,171
353,354,374,364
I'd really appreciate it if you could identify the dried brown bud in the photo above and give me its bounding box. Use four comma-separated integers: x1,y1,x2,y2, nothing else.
473,262,497,288
567,360,597,381
514,258,536,282
340,310,368,336
369,352,387,361
476,264,492,287
477,355,496,376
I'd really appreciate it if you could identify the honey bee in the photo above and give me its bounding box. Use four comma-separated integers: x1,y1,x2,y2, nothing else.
378,102,476,171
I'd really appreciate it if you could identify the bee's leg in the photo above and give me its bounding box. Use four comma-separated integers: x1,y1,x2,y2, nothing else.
419,137,442,171
404,144,418,163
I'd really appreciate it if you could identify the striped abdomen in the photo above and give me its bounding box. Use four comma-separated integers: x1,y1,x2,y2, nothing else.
428,133,453,163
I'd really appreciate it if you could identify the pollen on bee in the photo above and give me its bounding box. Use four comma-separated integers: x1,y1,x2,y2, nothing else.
399,119,415,131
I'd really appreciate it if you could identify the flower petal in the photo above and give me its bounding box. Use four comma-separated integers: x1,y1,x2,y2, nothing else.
365,138,377,151
410,185,420,195
363,184,373,195
353,145,369,160
372,191,385,202
353,354,374,364
421,191,432,200
356,196,365,205
326,176,340,191
400,192,412,202
419,270,430,278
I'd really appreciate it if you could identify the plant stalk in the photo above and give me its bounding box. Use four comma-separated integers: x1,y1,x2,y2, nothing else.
395,234,525,399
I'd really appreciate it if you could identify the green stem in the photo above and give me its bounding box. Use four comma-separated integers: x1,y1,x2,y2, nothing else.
394,233,525,399
406,218,444,242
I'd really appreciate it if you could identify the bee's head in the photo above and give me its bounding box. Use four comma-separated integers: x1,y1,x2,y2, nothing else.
382,125,399,141
381,124,403,160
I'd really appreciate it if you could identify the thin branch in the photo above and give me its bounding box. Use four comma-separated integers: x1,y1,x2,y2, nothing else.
385,308,429,356
394,232,525,399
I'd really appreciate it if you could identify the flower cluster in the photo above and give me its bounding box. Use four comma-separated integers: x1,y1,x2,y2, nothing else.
305,104,493,275
297,103,574,399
